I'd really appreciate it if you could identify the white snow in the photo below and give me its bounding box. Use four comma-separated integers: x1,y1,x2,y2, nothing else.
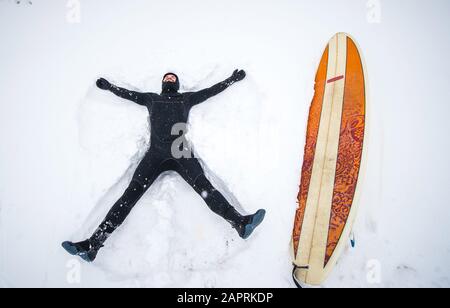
0,0,449,288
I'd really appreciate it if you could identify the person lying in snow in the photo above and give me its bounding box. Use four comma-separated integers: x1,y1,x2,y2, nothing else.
62,70,266,262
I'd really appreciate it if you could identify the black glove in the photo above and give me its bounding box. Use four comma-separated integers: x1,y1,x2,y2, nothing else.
96,78,111,90
230,69,246,82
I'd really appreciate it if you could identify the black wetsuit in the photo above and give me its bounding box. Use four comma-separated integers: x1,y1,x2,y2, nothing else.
89,75,244,248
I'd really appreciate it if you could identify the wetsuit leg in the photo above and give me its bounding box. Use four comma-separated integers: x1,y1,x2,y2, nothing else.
175,159,266,239
89,152,163,247
174,157,243,223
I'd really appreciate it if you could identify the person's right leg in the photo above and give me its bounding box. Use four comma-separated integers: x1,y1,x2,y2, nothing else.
62,152,163,262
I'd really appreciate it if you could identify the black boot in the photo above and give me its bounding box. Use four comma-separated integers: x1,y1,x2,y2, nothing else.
61,239,100,262
224,208,266,239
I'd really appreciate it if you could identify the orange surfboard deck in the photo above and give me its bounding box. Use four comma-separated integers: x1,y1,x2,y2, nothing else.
292,33,367,286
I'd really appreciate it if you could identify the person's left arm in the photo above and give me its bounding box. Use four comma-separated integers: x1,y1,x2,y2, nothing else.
187,70,246,108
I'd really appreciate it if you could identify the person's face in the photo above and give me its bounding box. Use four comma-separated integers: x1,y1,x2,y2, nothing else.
163,74,177,83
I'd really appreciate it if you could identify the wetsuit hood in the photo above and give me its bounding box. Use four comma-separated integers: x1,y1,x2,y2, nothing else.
161,72,180,94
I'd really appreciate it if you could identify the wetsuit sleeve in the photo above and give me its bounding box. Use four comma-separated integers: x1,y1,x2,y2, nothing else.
187,76,236,108
109,85,151,106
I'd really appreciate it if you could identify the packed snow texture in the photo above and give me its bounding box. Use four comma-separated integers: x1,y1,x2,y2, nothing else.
0,0,449,288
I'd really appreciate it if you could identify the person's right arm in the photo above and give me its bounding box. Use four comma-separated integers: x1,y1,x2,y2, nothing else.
96,78,149,106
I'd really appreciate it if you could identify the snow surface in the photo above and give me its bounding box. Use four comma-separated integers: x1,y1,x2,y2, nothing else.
0,0,449,288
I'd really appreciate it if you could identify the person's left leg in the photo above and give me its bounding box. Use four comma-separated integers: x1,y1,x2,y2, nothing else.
174,158,266,239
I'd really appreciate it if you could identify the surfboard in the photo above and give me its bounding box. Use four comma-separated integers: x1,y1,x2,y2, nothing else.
292,33,367,286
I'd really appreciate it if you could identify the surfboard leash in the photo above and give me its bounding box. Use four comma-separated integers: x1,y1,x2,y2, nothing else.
292,264,309,289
